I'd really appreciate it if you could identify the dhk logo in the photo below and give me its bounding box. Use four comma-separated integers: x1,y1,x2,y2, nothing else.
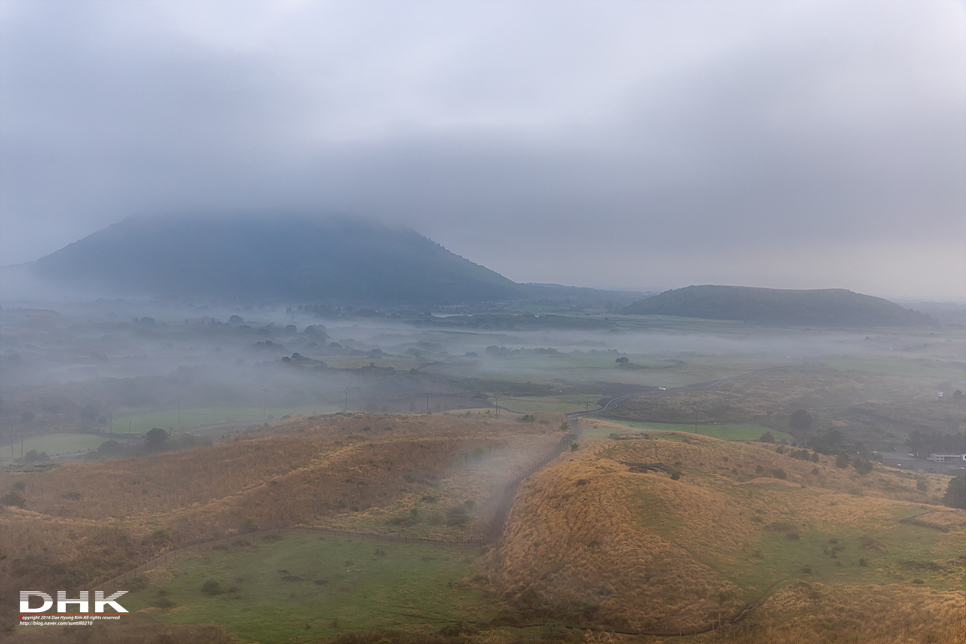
20,591,128,613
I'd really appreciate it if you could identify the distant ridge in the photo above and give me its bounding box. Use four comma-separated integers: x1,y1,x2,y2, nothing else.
30,214,524,305
623,285,938,327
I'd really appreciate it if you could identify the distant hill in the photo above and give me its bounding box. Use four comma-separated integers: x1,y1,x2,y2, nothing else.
522,283,654,309
623,285,938,327
29,214,525,305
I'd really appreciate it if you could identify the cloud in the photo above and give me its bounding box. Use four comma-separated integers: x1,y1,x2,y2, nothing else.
1,0,963,299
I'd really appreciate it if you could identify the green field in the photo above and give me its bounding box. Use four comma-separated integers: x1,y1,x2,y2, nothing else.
713,513,966,603
817,356,966,382
113,404,343,434
0,433,109,458
120,533,489,643
499,394,603,415
592,420,793,442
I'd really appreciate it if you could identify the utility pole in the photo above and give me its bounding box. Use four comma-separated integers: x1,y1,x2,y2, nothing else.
21,435,24,459
494,395,499,418
110,411,113,434
177,400,181,431
694,408,698,434
426,394,430,415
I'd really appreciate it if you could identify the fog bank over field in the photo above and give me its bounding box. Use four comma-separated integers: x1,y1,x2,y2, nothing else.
2,296,962,461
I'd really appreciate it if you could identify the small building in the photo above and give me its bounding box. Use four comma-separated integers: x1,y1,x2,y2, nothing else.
927,453,966,462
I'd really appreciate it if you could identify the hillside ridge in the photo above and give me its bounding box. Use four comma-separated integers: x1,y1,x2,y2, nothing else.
624,285,937,327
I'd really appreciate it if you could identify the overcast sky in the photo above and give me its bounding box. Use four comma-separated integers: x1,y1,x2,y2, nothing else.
2,1,964,300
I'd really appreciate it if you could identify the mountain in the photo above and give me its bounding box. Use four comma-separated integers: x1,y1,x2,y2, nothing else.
29,214,525,305
623,285,938,327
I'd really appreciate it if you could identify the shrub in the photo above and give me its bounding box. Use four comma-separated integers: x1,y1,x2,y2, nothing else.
445,506,469,527
438,621,478,636
0,492,26,508
149,529,172,544
766,521,796,533
127,576,149,590
153,596,175,608
852,459,873,475
758,431,775,443
942,476,965,509
145,428,170,452
836,453,851,468
770,468,787,480
21,450,50,463
540,622,570,641
201,580,222,595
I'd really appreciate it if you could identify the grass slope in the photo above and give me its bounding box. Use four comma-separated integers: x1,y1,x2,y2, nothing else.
120,533,490,644
0,414,565,629
4,415,964,644
490,432,965,640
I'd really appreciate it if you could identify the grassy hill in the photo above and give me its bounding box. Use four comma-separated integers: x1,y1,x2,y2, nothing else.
623,285,939,327
29,214,525,305
2,414,963,644
491,430,964,641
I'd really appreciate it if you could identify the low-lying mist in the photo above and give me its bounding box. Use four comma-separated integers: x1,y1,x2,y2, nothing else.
1,294,962,460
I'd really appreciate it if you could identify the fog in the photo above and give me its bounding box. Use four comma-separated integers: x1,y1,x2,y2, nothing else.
4,294,955,458
2,1,964,300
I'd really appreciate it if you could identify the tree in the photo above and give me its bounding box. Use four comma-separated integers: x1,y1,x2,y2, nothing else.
942,477,965,510
758,431,775,443
145,428,169,452
851,459,873,475
1,492,26,509
615,357,629,365
835,453,850,468
790,409,812,431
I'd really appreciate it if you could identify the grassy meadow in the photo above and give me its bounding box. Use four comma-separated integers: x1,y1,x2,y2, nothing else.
2,408,964,644
582,418,794,442
119,533,490,644
113,404,344,435
0,432,109,457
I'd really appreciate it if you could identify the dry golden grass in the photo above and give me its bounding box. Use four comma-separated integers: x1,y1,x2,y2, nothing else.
492,446,744,632
0,413,564,625
487,433,966,639
575,585,965,644
4,416,962,643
